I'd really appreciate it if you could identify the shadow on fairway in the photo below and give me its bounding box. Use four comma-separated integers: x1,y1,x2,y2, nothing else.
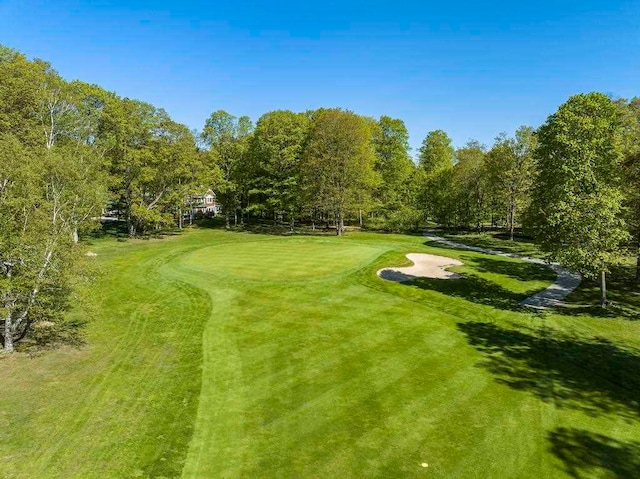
424,240,640,320
471,256,556,283
86,221,129,240
457,321,640,420
408,274,528,311
549,427,640,478
85,221,182,243
196,218,340,236
429,229,542,256
559,266,640,321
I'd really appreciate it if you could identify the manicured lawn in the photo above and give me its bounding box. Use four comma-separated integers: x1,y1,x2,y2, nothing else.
1,228,639,478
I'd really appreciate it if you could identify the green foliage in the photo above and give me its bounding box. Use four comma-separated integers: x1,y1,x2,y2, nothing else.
620,97,640,276
416,129,456,225
485,126,537,239
0,48,45,147
451,141,488,230
530,92,631,278
372,116,415,205
247,110,310,224
418,129,454,174
0,134,98,351
201,110,254,226
381,205,423,233
102,99,202,235
301,108,379,235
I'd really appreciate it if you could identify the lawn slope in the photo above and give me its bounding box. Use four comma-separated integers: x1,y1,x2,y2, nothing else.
1,228,639,478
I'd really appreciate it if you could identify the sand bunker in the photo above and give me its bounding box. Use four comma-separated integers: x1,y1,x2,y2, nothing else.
378,253,463,282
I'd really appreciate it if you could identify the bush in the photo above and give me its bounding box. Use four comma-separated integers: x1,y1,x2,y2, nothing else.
363,207,423,233
384,207,423,233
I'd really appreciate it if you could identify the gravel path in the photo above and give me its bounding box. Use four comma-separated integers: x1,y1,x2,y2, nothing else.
423,232,582,309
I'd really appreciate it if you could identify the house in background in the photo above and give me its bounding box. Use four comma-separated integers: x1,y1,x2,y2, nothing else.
188,189,221,217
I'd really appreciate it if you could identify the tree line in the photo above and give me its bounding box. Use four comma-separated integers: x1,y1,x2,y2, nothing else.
1,46,639,351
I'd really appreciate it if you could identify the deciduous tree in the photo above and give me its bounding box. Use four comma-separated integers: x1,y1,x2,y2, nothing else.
486,127,537,240
301,109,378,235
417,130,455,226
530,93,630,306
247,110,309,230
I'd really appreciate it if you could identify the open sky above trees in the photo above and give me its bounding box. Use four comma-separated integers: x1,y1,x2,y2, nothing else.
1,0,639,151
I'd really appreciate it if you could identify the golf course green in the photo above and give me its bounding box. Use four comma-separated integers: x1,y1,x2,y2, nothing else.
1,228,639,478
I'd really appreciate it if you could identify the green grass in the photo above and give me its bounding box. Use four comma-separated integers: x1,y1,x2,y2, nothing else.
1,228,640,478
442,230,544,258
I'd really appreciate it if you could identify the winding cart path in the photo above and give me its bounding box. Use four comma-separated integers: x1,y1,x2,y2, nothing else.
424,232,582,309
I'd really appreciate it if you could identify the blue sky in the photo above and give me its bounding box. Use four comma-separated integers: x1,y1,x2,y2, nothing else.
1,0,639,154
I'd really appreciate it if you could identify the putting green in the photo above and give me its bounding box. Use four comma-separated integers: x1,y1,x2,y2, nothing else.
181,239,383,281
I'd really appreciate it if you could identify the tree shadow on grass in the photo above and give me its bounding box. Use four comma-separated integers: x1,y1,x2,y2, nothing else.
457,321,640,420
196,218,341,237
471,256,556,283
424,240,640,319
85,221,182,243
86,220,129,240
407,274,528,311
558,265,640,321
549,427,640,478
432,229,542,257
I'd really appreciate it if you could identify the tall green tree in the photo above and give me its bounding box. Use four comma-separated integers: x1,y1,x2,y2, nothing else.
101,99,198,235
486,126,537,240
0,46,46,147
247,110,309,229
418,129,454,174
141,117,199,231
417,130,455,226
619,97,640,279
100,97,155,235
372,116,416,219
201,110,253,227
453,141,488,230
0,134,96,352
530,93,630,306
301,109,378,235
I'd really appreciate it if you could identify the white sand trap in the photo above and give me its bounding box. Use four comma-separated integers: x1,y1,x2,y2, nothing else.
378,253,463,282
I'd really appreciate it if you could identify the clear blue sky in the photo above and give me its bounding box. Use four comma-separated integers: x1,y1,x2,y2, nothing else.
1,0,639,154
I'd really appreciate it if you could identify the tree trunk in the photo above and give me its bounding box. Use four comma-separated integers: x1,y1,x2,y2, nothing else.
636,244,640,281
3,313,14,353
600,271,608,307
508,201,515,241
336,212,344,236
359,209,363,228
234,211,238,227
178,209,183,230
127,212,135,237
225,213,230,229
72,228,79,244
